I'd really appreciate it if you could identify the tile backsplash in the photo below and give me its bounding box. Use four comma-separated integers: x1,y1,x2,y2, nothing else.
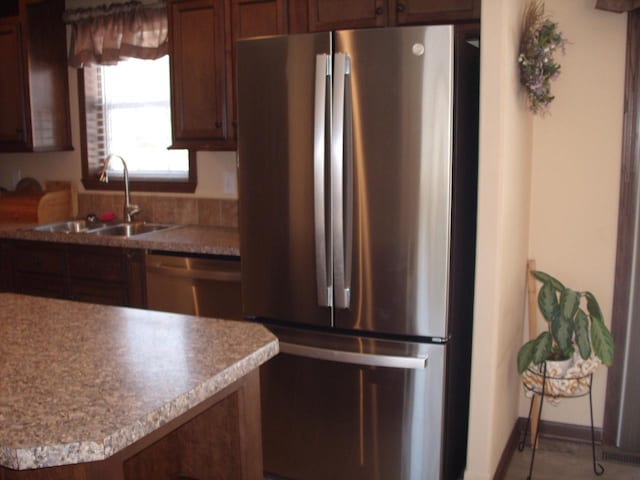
77,193,238,228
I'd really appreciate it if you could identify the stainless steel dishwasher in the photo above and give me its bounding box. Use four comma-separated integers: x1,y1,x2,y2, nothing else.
145,251,242,319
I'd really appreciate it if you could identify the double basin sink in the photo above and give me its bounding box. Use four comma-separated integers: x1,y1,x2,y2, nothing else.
32,220,175,238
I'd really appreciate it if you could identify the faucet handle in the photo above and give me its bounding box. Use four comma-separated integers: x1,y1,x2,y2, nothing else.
125,204,141,223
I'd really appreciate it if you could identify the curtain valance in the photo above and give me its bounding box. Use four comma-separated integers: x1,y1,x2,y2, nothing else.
63,1,168,67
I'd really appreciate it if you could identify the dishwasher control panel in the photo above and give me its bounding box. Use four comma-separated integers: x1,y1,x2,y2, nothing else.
145,252,242,319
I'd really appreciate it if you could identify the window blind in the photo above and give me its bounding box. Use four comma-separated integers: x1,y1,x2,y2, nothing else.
83,64,107,176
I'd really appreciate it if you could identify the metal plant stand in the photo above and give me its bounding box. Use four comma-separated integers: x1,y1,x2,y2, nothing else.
517,362,605,480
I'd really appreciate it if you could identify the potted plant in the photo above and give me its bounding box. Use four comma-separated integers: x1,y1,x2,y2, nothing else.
517,270,614,376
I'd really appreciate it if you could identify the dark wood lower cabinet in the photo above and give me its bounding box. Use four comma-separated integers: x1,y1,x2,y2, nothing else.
0,370,263,480
10,240,68,298
8,241,146,308
124,249,146,308
0,240,11,292
67,245,146,307
123,394,242,479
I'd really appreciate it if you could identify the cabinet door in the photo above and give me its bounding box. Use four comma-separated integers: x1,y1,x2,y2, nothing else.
0,22,28,147
230,0,287,138
307,0,386,31
11,241,69,298
68,245,145,308
126,249,146,308
389,0,480,25
231,0,287,41
169,0,230,149
25,0,72,151
0,1,19,17
0,0,71,153
68,246,126,283
0,241,11,292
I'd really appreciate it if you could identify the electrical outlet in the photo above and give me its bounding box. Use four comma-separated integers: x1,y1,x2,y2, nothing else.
223,171,237,195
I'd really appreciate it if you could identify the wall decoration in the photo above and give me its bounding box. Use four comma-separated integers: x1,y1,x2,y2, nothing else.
518,0,567,115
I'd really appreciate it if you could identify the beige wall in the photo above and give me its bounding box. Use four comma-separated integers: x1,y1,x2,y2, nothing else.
466,1,627,478
525,1,626,426
465,0,533,478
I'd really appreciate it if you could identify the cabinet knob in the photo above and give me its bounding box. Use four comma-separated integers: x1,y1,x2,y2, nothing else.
215,122,222,128
396,3,406,12
375,6,384,15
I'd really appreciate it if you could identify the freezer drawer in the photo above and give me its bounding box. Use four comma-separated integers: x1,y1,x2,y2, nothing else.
260,327,446,480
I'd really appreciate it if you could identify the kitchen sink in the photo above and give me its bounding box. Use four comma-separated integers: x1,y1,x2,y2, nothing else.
32,221,175,237
88,223,174,237
32,219,101,233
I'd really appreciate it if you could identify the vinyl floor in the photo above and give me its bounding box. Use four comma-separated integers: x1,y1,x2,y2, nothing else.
504,437,640,479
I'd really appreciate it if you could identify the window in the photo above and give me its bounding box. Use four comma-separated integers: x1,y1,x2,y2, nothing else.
80,56,196,192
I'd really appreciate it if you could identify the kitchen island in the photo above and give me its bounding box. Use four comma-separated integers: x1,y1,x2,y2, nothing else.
0,293,277,479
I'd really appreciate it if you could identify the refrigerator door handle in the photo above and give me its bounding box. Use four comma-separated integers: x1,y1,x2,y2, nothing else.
314,53,332,307
280,341,428,369
331,52,351,309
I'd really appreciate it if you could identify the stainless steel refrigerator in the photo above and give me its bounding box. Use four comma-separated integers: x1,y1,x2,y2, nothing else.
237,24,479,480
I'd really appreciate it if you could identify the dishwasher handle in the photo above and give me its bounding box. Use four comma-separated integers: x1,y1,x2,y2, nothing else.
146,263,241,282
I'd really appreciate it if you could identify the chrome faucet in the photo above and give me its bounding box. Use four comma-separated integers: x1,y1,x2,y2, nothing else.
98,154,141,223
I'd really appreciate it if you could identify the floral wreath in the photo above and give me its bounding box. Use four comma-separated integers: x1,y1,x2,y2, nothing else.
518,1,567,115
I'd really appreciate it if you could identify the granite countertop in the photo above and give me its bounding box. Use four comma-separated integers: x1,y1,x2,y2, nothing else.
0,223,240,256
0,293,278,470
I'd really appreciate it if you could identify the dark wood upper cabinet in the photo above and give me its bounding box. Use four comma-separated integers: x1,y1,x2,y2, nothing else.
0,1,19,18
229,0,288,138
306,0,479,31
0,2,24,149
0,22,27,147
390,0,480,25
169,0,232,150
308,0,387,31
168,0,287,150
166,0,477,150
0,0,72,153
231,0,287,40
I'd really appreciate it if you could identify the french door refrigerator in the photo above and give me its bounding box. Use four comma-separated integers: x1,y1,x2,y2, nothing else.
237,25,479,480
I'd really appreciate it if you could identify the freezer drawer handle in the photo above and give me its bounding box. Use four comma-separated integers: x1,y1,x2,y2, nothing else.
314,53,332,308
280,341,428,369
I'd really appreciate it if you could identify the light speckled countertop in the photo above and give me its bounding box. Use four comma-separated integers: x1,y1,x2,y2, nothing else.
0,223,240,257
0,293,278,470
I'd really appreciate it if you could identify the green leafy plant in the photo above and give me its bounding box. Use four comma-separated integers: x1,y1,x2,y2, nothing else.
517,270,614,374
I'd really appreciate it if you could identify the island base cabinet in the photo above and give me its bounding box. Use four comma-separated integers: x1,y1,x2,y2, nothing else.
0,370,263,480
123,394,244,479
